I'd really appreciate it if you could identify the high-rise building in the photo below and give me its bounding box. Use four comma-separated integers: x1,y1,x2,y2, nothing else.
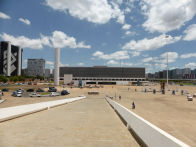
27,59,45,77
0,41,22,76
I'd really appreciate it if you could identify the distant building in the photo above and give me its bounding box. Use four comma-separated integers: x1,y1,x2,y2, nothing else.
147,68,195,80
60,66,146,85
170,68,183,79
0,41,22,76
27,59,45,77
45,68,50,78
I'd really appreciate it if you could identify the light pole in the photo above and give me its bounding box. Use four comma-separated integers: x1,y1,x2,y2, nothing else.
165,35,169,89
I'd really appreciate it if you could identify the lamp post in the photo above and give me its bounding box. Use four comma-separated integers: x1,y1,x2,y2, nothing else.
165,35,169,89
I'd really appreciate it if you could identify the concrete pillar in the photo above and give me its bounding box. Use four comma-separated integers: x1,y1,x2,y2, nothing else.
7,41,11,76
17,47,22,76
54,48,60,86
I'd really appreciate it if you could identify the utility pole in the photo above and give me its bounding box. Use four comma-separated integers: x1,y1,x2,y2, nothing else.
165,35,169,89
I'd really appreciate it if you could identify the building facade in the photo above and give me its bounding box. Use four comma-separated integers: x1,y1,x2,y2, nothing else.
27,59,45,77
147,68,196,80
60,66,146,85
45,68,51,78
0,41,22,76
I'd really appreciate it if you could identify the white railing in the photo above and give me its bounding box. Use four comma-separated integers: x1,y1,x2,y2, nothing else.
105,97,189,147
0,96,86,122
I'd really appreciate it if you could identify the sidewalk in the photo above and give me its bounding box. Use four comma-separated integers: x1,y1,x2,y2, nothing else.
0,95,138,147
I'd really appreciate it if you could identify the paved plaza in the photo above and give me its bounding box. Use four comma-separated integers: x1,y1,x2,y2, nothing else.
0,94,139,147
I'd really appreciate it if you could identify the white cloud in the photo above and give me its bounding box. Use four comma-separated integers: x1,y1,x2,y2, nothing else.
142,52,178,71
124,7,131,13
46,61,54,65
159,52,178,63
18,18,31,25
122,34,181,51
45,0,125,24
125,30,135,36
40,34,52,47
183,24,196,41
0,31,91,50
46,60,68,67
122,62,133,66
0,12,11,19
141,0,196,33
142,57,153,63
60,62,69,67
50,31,74,48
77,62,84,66
111,2,125,24
107,60,119,65
185,62,196,69
180,53,196,59
93,50,129,60
107,60,133,66
130,51,140,57
122,24,131,30
0,33,43,49
77,41,91,49
50,31,91,49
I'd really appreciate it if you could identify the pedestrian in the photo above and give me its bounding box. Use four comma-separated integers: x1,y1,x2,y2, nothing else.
172,90,175,95
181,90,184,95
153,89,156,94
132,101,135,109
119,95,121,100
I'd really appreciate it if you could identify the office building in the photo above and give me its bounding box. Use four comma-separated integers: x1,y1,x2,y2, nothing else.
0,41,22,76
27,59,45,77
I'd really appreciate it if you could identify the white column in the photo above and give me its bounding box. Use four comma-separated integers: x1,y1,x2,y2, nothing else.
54,48,60,86
7,41,11,76
17,47,22,76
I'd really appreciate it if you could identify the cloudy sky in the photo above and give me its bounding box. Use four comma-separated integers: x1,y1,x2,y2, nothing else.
0,0,196,73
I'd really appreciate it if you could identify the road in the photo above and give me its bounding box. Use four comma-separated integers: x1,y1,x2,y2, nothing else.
0,94,138,147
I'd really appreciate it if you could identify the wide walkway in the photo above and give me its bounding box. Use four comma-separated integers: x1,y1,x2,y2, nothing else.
0,95,138,147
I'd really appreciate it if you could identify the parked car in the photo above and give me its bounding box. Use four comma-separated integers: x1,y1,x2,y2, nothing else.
50,92,60,97
61,90,70,95
26,89,34,92
36,88,44,92
48,88,57,92
29,92,41,97
12,91,22,97
17,88,24,93
49,87,55,89
2,88,9,92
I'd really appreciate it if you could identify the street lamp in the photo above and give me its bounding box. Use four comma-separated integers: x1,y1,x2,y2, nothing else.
165,35,169,89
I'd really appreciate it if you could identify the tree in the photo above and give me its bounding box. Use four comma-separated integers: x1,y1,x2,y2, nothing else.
9,76,19,82
36,75,44,81
0,75,8,83
18,75,25,81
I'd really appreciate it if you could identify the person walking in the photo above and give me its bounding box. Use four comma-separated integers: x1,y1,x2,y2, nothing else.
132,101,135,109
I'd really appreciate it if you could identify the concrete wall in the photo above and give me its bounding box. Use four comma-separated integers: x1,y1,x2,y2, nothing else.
0,96,85,122
64,74,73,84
105,97,189,147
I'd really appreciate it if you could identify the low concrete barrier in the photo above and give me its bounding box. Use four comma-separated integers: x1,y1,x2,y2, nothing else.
0,96,86,122
105,97,189,147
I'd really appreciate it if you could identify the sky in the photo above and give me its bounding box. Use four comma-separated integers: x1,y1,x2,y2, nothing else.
0,0,196,73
